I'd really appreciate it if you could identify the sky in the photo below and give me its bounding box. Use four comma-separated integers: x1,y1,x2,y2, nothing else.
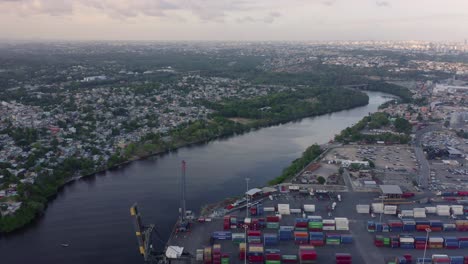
0,0,467,41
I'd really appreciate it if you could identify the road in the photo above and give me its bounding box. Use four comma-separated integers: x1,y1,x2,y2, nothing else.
413,124,442,189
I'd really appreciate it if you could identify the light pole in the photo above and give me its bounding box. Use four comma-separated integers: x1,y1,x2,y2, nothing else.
244,177,250,264
379,195,385,223
422,228,431,264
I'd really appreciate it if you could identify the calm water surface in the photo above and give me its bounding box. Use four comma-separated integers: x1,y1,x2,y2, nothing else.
0,92,392,264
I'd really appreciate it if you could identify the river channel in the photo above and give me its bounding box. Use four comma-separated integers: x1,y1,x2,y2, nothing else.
0,91,393,264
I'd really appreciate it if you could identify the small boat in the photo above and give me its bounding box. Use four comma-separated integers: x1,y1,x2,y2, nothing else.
61,243,70,247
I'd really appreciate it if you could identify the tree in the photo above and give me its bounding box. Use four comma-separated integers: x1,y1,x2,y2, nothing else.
394,118,412,134
317,176,326,185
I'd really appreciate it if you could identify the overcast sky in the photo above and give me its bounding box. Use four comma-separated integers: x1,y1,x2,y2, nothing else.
1,0,467,41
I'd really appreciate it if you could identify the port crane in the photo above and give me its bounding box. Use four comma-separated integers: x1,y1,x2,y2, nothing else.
130,161,194,263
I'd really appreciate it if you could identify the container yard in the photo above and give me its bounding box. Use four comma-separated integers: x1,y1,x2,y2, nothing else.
164,190,468,264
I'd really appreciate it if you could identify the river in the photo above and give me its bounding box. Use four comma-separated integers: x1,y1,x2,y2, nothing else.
0,92,393,264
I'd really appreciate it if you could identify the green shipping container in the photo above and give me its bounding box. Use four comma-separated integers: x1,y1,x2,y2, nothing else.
282,255,298,261
265,261,281,264
221,258,229,264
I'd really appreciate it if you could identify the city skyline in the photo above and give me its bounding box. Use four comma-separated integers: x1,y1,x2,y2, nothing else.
1,0,468,41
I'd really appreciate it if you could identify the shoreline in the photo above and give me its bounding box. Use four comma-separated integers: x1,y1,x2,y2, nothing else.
1,90,382,234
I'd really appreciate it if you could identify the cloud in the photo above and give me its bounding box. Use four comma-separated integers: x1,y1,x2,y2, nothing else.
236,11,281,24
376,1,391,7
321,0,337,6
0,0,271,22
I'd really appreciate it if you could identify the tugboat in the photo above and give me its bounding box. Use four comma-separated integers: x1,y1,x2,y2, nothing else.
61,243,69,247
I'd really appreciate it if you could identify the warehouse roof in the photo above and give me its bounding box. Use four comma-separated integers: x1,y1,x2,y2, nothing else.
379,185,403,195
246,188,262,196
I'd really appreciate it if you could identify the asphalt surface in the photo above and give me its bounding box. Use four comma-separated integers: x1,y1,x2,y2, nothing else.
413,125,442,189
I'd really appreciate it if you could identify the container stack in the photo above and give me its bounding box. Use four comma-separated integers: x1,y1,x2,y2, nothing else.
250,219,260,231
444,223,456,231
444,237,459,249
264,207,275,213
204,247,212,264
196,249,204,262
416,220,431,231
436,205,451,216
263,233,279,247
229,217,237,229
232,232,245,244
375,222,383,232
298,245,317,264
308,217,323,231
247,230,261,243
367,221,376,232
295,218,309,228
451,205,464,216
425,206,437,214
282,255,299,264
257,204,264,216
290,208,302,214
456,220,468,231
247,244,264,264
323,219,336,231
221,254,229,264
416,257,431,264
238,243,246,260
413,208,426,218
458,237,468,248
449,256,465,264
335,253,352,264
414,236,427,249
374,235,385,247
278,204,291,215
294,230,309,245
430,220,443,231
399,236,415,249
212,244,221,264
356,204,370,214
429,237,444,249
401,210,414,218
223,216,231,230
212,231,232,241
384,205,397,215
388,220,403,232
279,226,294,241
265,249,281,264
390,236,400,248
304,204,315,213
431,254,450,264
326,234,341,245
267,216,280,229
402,220,416,232
340,234,353,244
371,203,384,214
335,218,349,231
309,232,325,246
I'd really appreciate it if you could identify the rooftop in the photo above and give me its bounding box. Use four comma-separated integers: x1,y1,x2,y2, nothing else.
379,184,403,195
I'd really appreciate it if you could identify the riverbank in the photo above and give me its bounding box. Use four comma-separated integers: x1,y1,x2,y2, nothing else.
0,87,370,233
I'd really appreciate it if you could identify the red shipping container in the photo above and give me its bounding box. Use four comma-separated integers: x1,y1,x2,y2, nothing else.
238,252,245,260
265,254,281,261
336,261,352,264
300,252,317,261
266,216,280,222
310,241,324,246
248,230,261,236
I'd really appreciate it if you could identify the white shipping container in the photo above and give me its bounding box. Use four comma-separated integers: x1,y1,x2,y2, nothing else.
308,216,323,221
277,204,290,215
323,226,336,231
401,210,414,217
322,219,336,224
413,208,426,218
290,208,302,214
356,204,370,214
335,217,349,230
384,205,397,215
429,237,444,243
232,233,245,239
303,204,316,213
400,237,415,243
413,213,426,218
436,205,450,216
264,207,275,212
451,205,464,215
425,207,436,214
196,249,204,261
371,203,384,213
